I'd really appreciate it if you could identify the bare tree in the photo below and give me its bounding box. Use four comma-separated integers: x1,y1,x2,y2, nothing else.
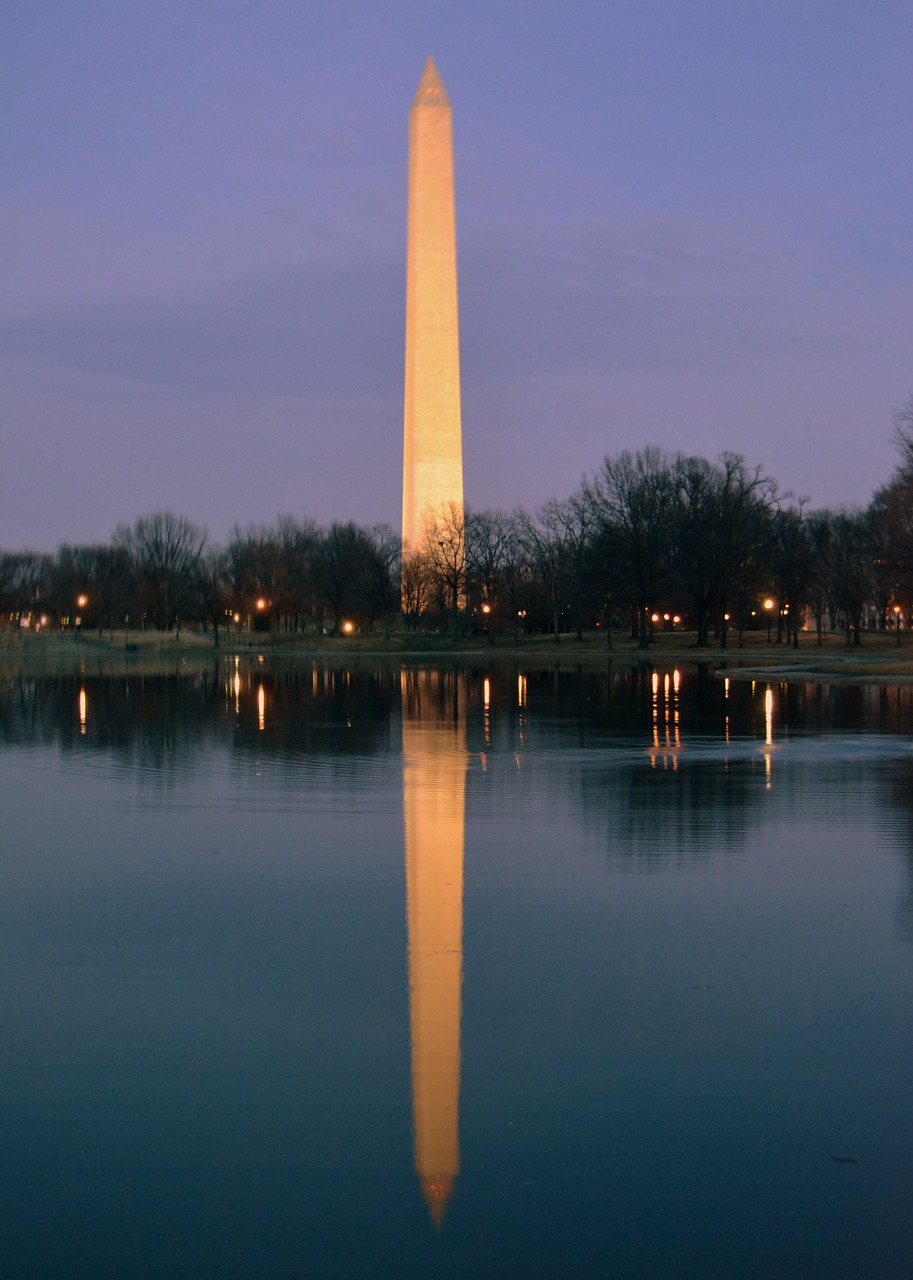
199,547,232,644
370,524,402,638
870,407,913,627
465,507,518,641
519,498,587,643
0,552,53,626
400,550,434,628
671,453,776,648
422,502,466,635
114,512,207,631
313,521,392,632
891,393,913,469
228,523,293,632
587,447,676,647
828,509,875,646
768,502,812,648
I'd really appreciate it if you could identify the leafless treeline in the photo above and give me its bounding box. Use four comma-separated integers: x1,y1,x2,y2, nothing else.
3,407,913,645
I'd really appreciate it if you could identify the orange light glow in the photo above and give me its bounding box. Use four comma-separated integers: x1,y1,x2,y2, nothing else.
765,687,774,746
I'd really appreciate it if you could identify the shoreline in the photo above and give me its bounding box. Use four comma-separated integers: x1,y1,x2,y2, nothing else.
4,628,913,682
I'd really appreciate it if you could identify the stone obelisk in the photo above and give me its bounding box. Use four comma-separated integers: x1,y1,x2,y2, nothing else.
402,57,464,554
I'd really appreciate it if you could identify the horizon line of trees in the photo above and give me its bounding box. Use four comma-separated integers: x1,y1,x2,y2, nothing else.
3,399,913,648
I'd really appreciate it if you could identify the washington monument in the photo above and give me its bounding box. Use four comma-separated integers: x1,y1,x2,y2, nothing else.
402,57,464,554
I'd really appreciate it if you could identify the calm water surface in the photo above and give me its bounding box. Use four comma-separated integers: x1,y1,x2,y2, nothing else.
1,659,912,1279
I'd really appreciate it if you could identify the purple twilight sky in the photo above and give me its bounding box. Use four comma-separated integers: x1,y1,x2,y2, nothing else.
2,0,911,552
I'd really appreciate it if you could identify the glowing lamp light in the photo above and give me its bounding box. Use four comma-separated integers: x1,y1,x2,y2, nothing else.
76,594,88,608
256,598,267,611
764,598,774,611
481,603,491,615
673,616,681,625
233,613,240,624
342,621,354,634
651,613,660,623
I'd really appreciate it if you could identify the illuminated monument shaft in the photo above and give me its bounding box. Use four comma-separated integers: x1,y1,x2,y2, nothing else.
402,57,464,553
402,669,467,1225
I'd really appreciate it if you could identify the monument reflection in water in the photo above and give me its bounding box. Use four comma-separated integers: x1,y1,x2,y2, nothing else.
3,662,913,1277
401,669,467,1225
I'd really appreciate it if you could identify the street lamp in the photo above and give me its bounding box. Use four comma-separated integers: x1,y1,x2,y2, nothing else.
764,598,774,643
894,604,902,647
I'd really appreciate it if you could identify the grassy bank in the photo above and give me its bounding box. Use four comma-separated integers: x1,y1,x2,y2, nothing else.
3,626,913,681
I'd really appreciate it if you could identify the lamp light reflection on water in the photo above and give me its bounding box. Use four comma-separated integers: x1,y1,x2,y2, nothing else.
258,684,266,732
649,668,681,768
233,656,241,714
78,688,87,735
724,676,730,742
765,687,774,746
764,686,774,789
